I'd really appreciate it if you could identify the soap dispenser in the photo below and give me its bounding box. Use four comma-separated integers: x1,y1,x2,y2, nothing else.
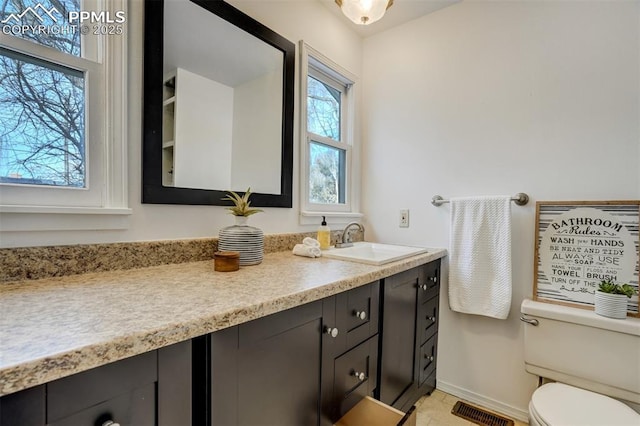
317,216,331,250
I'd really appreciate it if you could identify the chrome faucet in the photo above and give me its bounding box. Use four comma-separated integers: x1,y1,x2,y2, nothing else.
336,222,364,248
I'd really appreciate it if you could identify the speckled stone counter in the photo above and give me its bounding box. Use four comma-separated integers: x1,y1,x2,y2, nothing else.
0,248,446,397
0,231,359,282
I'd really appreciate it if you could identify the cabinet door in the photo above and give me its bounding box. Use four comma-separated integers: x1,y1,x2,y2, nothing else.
0,385,45,426
158,340,192,426
211,299,334,426
379,267,420,407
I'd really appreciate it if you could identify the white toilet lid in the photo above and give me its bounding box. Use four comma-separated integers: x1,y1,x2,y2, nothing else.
531,383,640,426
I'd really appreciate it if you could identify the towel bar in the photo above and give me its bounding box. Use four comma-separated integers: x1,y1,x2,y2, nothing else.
431,193,529,207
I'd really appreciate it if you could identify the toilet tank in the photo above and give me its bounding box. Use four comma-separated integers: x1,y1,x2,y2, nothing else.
521,299,640,405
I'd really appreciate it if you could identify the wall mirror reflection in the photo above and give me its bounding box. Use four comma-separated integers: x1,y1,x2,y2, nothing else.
143,0,294,207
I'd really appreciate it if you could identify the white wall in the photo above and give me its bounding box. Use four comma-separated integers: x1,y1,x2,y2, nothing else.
1,0,362,248
362,0,639,419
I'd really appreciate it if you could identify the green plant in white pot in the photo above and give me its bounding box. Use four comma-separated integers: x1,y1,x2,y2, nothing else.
222,187,263,226
218,188,264,266
594,280,637,319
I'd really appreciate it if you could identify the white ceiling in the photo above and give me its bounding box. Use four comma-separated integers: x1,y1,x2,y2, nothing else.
163,0,462,85
164,0,283,87
319,0,461,38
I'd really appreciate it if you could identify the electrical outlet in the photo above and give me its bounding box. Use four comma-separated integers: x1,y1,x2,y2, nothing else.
399,209,409,228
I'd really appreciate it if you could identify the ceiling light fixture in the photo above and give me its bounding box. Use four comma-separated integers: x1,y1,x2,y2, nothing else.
335,0,394,26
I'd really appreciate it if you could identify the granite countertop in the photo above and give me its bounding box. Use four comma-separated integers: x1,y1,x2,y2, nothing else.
0,248,446,397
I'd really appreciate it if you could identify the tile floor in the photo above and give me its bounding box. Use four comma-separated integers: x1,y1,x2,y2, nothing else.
415,390,529,426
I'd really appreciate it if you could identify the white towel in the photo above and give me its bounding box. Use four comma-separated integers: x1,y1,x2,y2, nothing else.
303,237,320,248
293,243,322,258
448,196,512,319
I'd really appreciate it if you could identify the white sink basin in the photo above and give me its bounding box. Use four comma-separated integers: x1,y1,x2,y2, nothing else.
323,242,428,265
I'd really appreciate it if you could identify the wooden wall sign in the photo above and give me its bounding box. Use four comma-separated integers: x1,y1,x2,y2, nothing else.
534,201,640,317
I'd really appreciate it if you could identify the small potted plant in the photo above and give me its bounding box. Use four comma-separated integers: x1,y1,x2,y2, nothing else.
594,279,637,319
219,188,264,266
222,187,263,226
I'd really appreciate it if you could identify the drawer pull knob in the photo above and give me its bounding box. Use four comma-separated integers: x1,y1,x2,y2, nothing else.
420,284,428,291
352,371,366,381
354,310,367,320
428,316,436,322
429,276,438,283
425,355,434,362
325,326,339,338
102,421,121,426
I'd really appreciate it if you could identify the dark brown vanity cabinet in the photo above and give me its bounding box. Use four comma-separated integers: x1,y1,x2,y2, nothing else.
0,260,443,426
378,259,441,412
209,281,380,426
0,341,192,426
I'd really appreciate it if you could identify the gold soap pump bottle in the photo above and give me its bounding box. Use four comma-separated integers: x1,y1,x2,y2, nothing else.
317,216,331,250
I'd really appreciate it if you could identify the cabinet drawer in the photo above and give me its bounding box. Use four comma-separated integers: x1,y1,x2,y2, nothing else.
331,335,379,421
47,351,157,423
49,383,155,426
418,260,440,303
336,281,379,352
419,294,439,345
419,334,438,386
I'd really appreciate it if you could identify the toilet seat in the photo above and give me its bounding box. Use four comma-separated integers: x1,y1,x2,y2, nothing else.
530,383,640,426
528,400,546,426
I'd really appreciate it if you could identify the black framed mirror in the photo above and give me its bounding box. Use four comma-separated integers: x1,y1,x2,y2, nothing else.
143,0,294,207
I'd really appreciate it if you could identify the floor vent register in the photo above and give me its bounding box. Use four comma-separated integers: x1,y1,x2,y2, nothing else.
451,401,515,426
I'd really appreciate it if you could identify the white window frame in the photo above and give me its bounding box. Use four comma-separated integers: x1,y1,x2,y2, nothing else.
0,0,129,232
299,41,362,225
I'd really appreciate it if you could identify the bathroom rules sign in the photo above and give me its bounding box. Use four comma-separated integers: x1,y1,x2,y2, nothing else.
534,201,640,316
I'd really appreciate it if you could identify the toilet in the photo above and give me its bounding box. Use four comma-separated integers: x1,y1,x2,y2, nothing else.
521,299,640,426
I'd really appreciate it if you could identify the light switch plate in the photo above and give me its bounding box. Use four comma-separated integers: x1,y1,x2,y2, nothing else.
399,209,409,228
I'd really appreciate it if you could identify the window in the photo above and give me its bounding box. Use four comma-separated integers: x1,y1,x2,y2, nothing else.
0,0,128,220
300,42,361,220
0,47,86,188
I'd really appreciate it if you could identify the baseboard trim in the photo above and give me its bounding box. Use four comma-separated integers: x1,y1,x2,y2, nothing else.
436,380,529,422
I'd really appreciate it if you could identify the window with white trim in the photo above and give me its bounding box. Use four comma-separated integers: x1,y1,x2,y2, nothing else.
0,0,128,217
300,42,360,218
